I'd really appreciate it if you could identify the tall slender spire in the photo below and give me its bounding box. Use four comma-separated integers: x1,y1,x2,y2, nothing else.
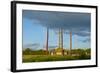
58,28,64,55
61,29,63,49
61,29,64,55
58,28,63,49
58,29,61,48
70,31,72,55
46,28,49,54
75,35,77,49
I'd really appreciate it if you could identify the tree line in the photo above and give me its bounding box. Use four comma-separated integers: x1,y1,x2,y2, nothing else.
22,48,91,56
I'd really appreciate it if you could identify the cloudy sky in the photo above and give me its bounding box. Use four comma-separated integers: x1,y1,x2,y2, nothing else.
22,10,91,50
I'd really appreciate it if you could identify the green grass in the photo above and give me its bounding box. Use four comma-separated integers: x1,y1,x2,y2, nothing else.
22,55,90,63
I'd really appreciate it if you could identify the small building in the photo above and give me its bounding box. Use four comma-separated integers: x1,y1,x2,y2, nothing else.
50,48,69,56
55,48,64,55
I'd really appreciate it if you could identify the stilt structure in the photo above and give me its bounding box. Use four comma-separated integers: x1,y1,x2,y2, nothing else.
46,28,49,54
69,31,72,56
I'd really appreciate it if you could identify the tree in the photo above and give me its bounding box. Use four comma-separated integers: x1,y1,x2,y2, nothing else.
23,48,32,55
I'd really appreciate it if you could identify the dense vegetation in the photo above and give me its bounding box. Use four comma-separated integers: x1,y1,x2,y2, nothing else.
22,48,91,63
23,48,47,55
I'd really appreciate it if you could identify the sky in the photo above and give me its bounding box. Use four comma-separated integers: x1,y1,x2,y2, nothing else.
22,10,91,50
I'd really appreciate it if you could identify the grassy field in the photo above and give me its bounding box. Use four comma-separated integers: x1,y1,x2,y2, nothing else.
22,55,90,63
